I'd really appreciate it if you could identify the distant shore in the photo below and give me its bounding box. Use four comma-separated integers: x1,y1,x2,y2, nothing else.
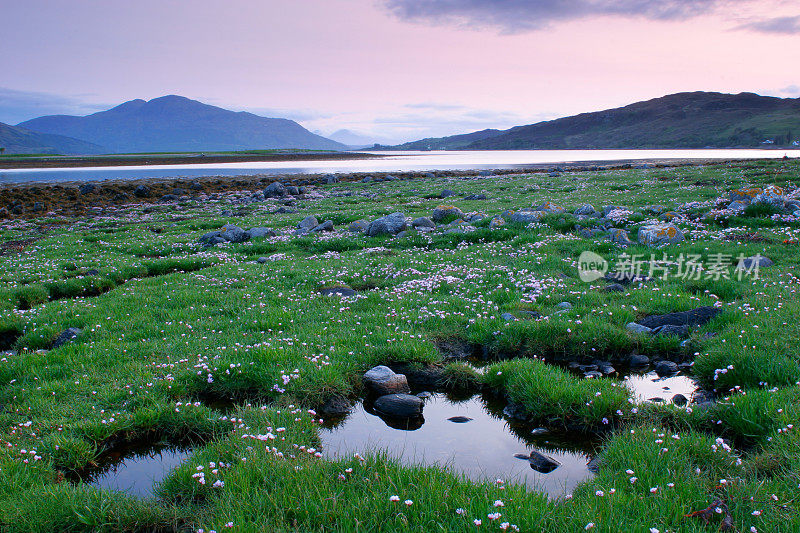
0,150,382,170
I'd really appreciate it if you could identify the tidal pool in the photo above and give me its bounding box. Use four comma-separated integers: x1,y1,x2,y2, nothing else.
320,393,598,497
70,442,192,498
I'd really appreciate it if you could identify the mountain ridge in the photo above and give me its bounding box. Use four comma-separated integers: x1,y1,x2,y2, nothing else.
18,95,346,153
383,92,800,150
0,122,107,155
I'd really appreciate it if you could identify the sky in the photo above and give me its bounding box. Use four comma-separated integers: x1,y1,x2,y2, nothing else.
1,0,799,144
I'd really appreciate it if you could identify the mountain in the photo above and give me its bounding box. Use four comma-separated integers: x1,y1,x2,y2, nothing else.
324,129,402,148
386,92,800,150
0,122,107,155
18,95,346,153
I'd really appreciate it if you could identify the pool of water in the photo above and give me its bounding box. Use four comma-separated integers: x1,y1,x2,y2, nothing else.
320,392,597,497
70,442,192,498
1,149,797,183
624,371,698,404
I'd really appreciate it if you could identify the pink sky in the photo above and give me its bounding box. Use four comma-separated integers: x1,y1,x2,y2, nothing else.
2,0,799,143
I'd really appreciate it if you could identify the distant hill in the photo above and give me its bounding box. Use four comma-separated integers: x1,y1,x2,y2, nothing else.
0,122,106,155
385,92,800,150
18,95,346,153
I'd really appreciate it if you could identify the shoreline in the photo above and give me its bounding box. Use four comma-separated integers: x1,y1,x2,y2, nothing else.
0,150,381,170
0,157,781,220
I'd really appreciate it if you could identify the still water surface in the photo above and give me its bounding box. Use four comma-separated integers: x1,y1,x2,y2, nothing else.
1,149,797,183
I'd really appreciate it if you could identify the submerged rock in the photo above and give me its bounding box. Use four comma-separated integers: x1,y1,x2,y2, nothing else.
447,416,473,423
373,393,423,418
514,450,561,474
320,396,352,417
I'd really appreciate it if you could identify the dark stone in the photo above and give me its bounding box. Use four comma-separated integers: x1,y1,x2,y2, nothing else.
366,212,407,237
373,393,423,418
311,220,334,232
516,450,561,474
264,181,288,197
503,402,529,421
651,324,690,337
52,327,81,349
220,225,249,243
604,271,652,285
628,354,650,367
134,185,151,198
447,416,473,423
256,257,268,264
604,283,625,292
501,313,517,321
464,193,488,200
638,306,721,329
297,216,319,232
78,183,96,195
653,360,679,377
440,189,456,198
159,194,179,202
246,227,277,239
85,269,99,276
672,394,688,406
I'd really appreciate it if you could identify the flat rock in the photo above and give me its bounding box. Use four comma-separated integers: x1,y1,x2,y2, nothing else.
366,212,407,236
363,366,411,395
637,306,721,329
373,393,423,418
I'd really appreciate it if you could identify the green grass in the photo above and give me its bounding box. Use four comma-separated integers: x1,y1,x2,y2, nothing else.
1,159,799,531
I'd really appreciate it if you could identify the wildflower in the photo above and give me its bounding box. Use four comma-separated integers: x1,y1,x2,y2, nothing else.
585,523,595,530
493,500,505,507
389,495,400,502
595,490,605,497
473,519,482,526
212,480,224,488
404,500,413,506
456,508,466,515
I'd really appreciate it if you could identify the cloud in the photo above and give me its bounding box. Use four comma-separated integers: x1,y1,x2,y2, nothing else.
382,0,725,32
0,87,108,125
736,15,800,34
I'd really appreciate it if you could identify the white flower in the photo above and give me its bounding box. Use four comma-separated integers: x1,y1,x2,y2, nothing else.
404,500,413,506
389,495,400,502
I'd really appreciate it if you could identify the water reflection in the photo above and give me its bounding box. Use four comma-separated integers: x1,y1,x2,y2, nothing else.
320,392,598,497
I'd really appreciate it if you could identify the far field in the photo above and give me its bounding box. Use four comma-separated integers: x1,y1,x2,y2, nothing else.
1,160,799,532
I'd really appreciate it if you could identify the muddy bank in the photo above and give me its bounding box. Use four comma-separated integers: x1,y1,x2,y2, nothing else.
0,151,381,169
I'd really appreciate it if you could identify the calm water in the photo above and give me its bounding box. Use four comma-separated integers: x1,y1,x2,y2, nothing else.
1,149,798,183
320,393,597,497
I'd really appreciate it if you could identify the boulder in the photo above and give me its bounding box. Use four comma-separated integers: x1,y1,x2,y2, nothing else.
752,191,786,210
672,394,688,407
651,324,690,337
311,220,334,232
737,255,774,270
637,306,721,329
628,354,650,367
489,217,506,229
431,205,464,222
502,402,529,421
366,213,407,236
729,187,762,202
373,393,423,418
509,209,545,224
320,396,352,417
653,360,679,377
323,174,339,184
320,286,357,297
464,193,487,200
134,185,151,198
264,181,288,197
220,225,249,243
727,200,749,211
608,229,632,246
363,366,410,395
440,189,456,198
52,327,81,349
246,227,276,239
199,230,223,246
637,224,685,246
348,220,370,233
534,201,565,214
626,322,653,335
574,204,597,216
517,451,561,474
412,217,436,229
297,216,319,232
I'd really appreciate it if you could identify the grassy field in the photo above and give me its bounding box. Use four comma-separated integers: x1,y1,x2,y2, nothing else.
1,159,799,532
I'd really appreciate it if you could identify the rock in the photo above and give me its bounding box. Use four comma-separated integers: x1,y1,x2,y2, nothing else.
220,225,249,243
361,176,373,183
384,174,399,181
246,227,276,239
85,269,99,276
509,209,545,224
348,220,370,233
501,313,517,321
578,228,606,239
373,393,423,418
659,211,682,222
626,322,653,335
519,310,542,319
363,366,411,395
264,181,288,197
395,231,409,238
366,212,407,236
78,183,96,195
752,191,786,210
651,324,690,337
412,217,436,228
311,220,334,232
637,224,685,246
530,427,549,436
737,255,774,270
323,174,339,184
672,394,688,406
608,229,632,246
598,364,616,375
52,327,81,349
464,193,487,200
628,354,650,367
489,217,506,229
297,216,319,232
320,286,357,297
256,257,268,264
448,416,473,423
440,189,456,198
643,205,666,215
502,402,529,421
653,360,679,377
556,302,572,310
431,205,464,222
584,371,603,379
199,230,223,246
601,205,620,217
189,181,203,191
534,201,565,214
287,186,300,196
727,200,749,211
416,391,433,399
159,194,179,202
574,204,597,216
604,283,625,292
520,450,561,474
320,396,352,417
729,187,762,202
637,306,721,329
134,185,151,198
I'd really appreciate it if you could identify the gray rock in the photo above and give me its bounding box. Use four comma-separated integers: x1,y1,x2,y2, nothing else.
373,393,423,418
652,324,690,337
134,185,151,198
464,193,487,200
509,209,545,224
220,225,249,243
311,220,334,232
256,257,268,264
297,216,319,232
653,360,679,376
518,450,561,474
246,227,276,239
199,230,223,246
574,204,597,216
362,176,373,183
604,283,625,292
556,302,572,310
323,174,339,184
286,186,300,196
628,354,650,367
609,229,632,246
264,181,287,197
672,394,688,407
363,366,411,395
637,224,685,246
448,416,473,423
752,191,786,210
737,255,774,270
320,396,352,417
626,322,653,335
348,220,369,233
52,327,81,349
584,371,604,379
432,206,464,222
502,402,528,421
501,313,517,321
534,201,565,214
638,306,721,329
412,217,436,228
727,200,749,211
366,212,407,236
440,189,456,198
